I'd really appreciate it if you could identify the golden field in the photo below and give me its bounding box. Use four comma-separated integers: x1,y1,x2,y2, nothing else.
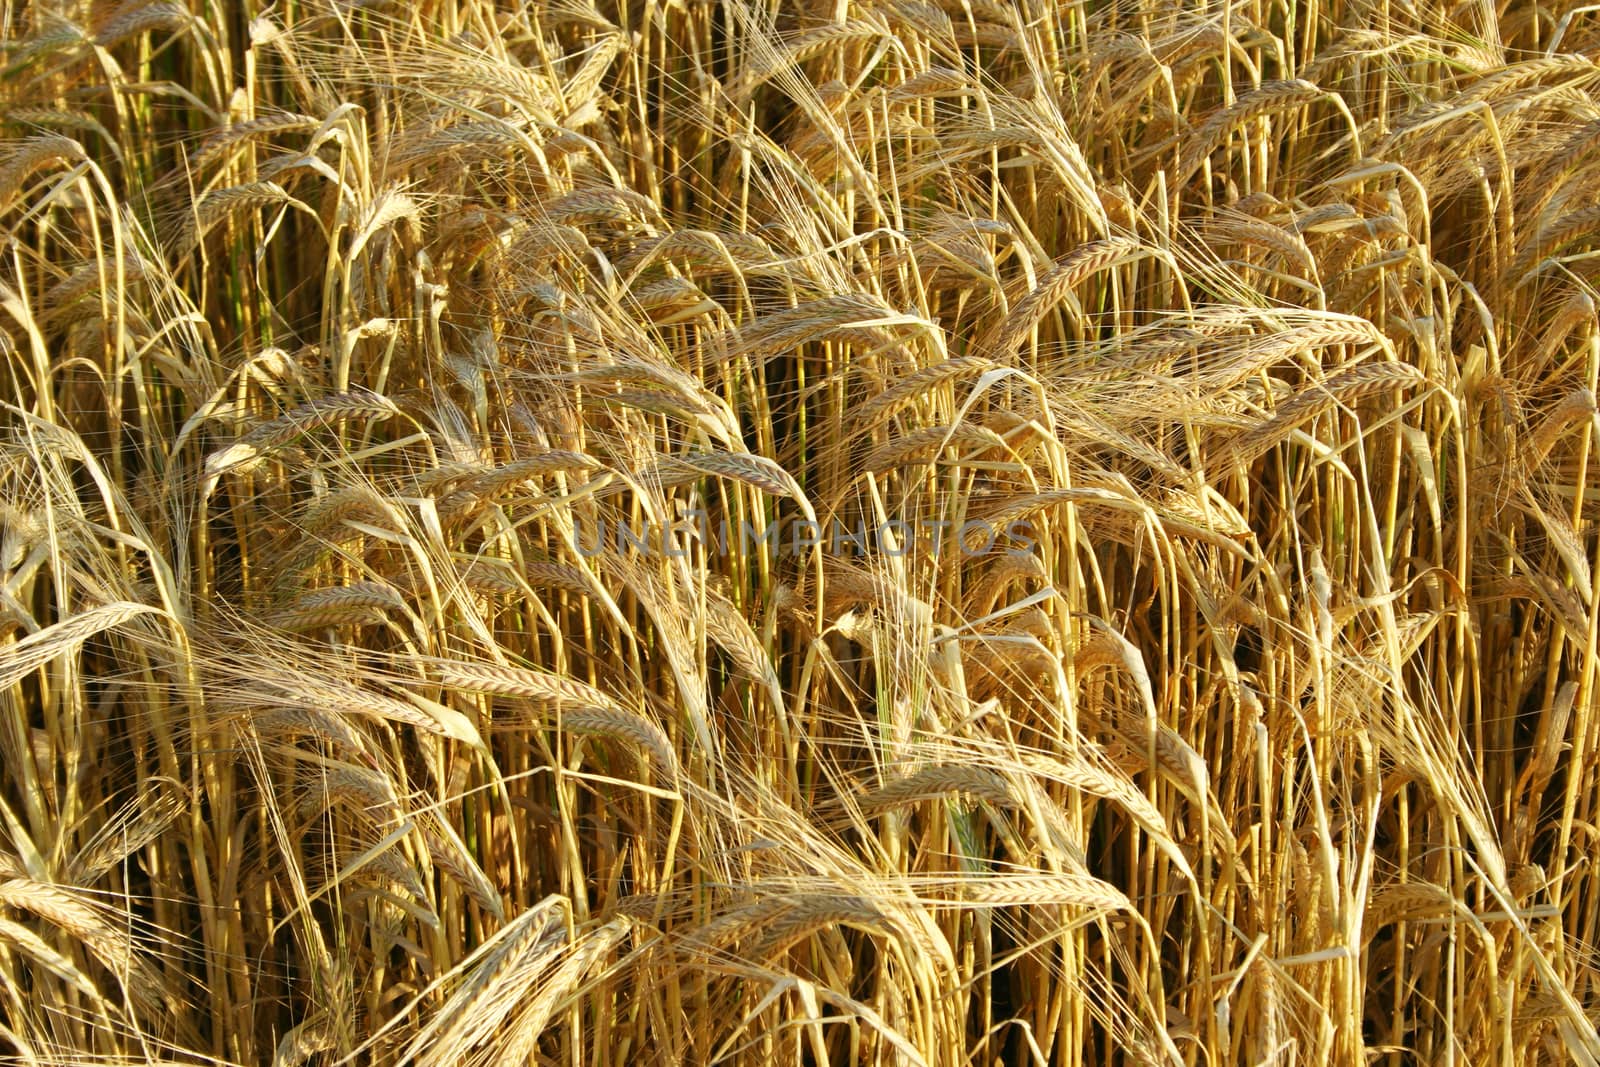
1,0,1599,1063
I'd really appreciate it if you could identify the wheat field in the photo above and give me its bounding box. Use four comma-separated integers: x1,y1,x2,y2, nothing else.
1,0,1598,1063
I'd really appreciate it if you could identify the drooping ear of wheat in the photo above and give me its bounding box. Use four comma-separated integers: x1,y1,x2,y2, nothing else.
2,0,1600,1064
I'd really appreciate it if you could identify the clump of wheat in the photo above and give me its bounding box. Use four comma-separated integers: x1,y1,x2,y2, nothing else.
3,0,1600,1063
